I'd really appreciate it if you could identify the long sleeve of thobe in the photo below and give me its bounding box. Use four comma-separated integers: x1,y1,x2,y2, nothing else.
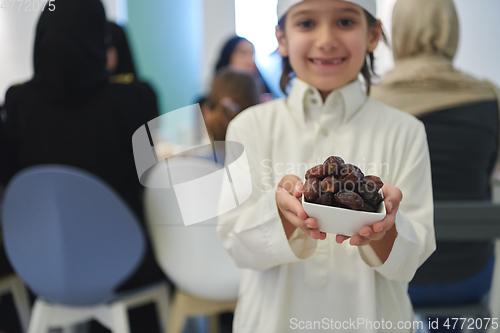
216,111,317,271
359,121,436,282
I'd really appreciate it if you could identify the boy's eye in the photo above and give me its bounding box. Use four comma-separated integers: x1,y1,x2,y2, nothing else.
338,19,354,27
298,20,315,29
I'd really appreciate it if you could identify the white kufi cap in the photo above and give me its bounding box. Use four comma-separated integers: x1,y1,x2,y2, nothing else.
277,0,377,21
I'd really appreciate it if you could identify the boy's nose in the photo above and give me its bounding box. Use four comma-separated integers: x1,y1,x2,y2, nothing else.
315,26,339,51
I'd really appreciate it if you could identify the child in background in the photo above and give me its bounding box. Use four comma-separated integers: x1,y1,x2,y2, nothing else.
217,1,435,332
372,0,499,331
202,68,260,144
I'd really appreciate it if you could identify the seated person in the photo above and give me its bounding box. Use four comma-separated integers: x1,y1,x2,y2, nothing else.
202,68,260,143
105,21,137,76
2,1,166,331
0,104,15,277
197,68,260,170
0,105,16,188
372,0,499,330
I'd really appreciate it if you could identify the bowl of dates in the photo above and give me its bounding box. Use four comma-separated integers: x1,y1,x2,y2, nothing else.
302,156,386,236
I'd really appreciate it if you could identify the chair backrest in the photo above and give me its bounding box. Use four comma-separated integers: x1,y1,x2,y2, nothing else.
414,201,500,318
1,165,145,306
144,157,240,301
433,201,500,240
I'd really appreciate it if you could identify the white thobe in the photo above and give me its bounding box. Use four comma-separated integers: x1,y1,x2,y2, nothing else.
217,78,436,333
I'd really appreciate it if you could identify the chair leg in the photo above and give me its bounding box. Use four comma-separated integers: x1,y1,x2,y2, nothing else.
153,285,170,332
111,303,130,333
73,321,91,333
167,292,188,333
91,305,113,331
208,315,219,333
28,299,51,333
113,283,170,333
10,277,31,333
487,239,500,333
61,326,78,333
28,299,98,333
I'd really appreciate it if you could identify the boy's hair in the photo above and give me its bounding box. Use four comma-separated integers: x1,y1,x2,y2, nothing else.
208,69,260,111
278,10,385,96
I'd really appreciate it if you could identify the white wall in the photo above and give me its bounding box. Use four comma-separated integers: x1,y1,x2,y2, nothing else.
0,8,39,105
0,0,122,105
453,0,500,86
374,0,500,87
372,0,398,78
201,0,236,94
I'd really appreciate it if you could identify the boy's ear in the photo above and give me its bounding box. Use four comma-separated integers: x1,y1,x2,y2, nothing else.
367,20,383,53
276,25,289,57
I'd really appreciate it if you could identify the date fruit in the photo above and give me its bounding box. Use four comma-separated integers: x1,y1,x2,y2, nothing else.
323,156,345,177
357,182,383,209
305,165,327,180
363,176,384,192
321,176,340,194
339,164,362,180
304,178,321,202
334,190,364,210
315,192,337,206
342,170,364,191
361,202,375,212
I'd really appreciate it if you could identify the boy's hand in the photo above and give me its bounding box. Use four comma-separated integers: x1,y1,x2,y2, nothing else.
276,174,327,240
336,184,402,246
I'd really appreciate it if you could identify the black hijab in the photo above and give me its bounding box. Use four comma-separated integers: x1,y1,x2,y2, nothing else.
32,0,109,104
106,22,137,76
214,36,272,95
215,36,247,74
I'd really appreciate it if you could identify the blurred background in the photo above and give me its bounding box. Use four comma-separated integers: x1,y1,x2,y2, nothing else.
1,0,500,139
1,1,500,333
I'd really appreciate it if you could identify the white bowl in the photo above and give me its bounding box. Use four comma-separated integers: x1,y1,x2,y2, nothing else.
302,192,386,236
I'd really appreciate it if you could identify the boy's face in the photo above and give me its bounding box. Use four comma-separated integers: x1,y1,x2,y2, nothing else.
276,0,381,99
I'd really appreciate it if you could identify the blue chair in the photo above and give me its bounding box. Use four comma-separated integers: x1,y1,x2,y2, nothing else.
1,165,169,333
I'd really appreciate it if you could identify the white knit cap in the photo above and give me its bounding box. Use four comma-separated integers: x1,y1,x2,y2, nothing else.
277,0,377,21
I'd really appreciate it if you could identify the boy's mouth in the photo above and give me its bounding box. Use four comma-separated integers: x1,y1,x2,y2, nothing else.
309,58,345,65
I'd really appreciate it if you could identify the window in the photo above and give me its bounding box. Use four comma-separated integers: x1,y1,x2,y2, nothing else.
235,0,284,96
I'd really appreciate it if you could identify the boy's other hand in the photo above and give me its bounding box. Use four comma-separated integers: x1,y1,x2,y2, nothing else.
276,174,327,240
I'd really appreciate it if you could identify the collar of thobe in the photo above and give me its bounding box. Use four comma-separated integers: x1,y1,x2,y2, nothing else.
287,78,367,126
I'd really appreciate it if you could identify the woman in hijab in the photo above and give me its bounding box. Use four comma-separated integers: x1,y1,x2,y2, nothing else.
0,119,19,331
106,22,137,76
215,36,273,102
372,0,499,330
104,21,161,137
2,0,165,331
